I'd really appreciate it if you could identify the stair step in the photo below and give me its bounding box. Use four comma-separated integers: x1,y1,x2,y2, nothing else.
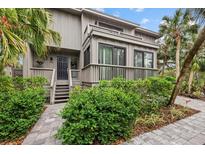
56,86,69,89
54,99,68,103
55,89,69,92
55,92,69,95
55,95,69,99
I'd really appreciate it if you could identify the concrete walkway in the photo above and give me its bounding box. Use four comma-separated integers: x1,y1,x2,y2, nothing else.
124,96,205,145
22,103,65,145
23,96,205,145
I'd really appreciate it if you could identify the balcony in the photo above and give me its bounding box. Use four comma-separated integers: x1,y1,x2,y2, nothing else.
81,64,158,84
83,24,158,48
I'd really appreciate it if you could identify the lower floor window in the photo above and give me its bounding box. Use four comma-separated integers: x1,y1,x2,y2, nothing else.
84,46,90,67
134,50,154,68
98,43,126,66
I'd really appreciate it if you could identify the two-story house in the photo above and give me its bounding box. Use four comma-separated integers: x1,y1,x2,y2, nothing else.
23,8,160,104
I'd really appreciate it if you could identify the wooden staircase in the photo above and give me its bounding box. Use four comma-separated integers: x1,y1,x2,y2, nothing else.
54,84,70,103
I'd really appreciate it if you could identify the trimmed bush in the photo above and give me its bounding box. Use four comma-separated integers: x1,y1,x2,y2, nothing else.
57,86,140,144
0,76,46,142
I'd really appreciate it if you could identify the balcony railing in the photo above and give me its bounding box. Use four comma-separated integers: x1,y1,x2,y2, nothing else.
82,64,158,83
83,24,143,44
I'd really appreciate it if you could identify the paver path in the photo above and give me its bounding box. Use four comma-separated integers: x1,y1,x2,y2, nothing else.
23,96,205,145
124,96,205,145
22,103,65,145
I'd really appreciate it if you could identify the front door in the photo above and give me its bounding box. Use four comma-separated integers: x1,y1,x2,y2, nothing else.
57,56,68,80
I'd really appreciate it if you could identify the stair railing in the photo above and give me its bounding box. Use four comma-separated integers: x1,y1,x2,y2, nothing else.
50,69,56,104
68,68,73,90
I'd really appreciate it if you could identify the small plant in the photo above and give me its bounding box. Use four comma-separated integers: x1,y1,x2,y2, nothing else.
170,107,186,120
135,114,165,128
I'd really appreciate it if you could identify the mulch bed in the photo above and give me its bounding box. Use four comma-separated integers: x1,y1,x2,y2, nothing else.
113,104,199,145
0,106,47,145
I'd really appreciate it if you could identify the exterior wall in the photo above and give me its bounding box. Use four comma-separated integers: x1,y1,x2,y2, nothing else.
135,32,156,44
49,9,82,50
23,8,159,86
4,66,12,76
90,36,158,69
81,13,135,40
33,50,79,82
23,45,33,77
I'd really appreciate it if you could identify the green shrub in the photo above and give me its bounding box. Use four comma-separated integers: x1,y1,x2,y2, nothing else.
57,86,140,145
0,76,46,142
180,74,205,98
99,76,175,113
57,76,174,144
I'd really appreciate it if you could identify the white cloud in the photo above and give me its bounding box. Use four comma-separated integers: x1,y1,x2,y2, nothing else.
94,8,105,13
112,11,120,17
140,18,150,25
129,8,144,12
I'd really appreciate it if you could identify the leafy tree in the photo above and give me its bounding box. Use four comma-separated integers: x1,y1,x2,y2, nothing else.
0,8,61,67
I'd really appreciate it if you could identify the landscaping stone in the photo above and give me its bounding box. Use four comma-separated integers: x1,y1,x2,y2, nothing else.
22,103,65,145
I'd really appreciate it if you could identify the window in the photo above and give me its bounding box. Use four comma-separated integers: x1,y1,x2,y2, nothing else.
98,43,126,66
99,22,123,32
144,52,154,68
71,56,79,69
134,50,154,68
84,46,90,67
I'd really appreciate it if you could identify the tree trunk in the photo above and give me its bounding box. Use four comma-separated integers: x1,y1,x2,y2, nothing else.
188,70,194,94
162,51,167,75
176,37,181,79
168,26,205,105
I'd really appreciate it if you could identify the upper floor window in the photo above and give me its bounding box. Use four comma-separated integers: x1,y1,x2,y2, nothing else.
98,22,123,32
98,43,126,66
134,50,154,68
84,46,90,67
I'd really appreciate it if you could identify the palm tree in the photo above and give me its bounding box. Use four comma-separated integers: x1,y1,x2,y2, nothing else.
157,35,172,75
168,8,205,105
0,8,61,67
188,61,200,93
159,9,198,79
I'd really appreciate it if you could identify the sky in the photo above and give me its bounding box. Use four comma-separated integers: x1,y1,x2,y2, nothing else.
94,8,177,32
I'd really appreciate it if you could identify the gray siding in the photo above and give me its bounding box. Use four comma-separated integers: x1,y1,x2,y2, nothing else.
49,9,82,50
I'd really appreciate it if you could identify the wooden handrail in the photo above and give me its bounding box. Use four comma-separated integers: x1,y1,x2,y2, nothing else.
30,67,54,71
82,63,159,71
68,69,73,88
70,69,80,72
89,24,142,40
50,69,55,88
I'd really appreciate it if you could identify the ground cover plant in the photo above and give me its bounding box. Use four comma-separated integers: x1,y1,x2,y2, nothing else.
0,76,47,144
57,76,197,145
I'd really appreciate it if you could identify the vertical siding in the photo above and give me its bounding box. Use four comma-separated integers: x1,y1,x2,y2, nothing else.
23,44,33,77
49,9,81,50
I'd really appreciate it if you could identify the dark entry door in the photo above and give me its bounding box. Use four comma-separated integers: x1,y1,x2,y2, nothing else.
57,56,68,80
